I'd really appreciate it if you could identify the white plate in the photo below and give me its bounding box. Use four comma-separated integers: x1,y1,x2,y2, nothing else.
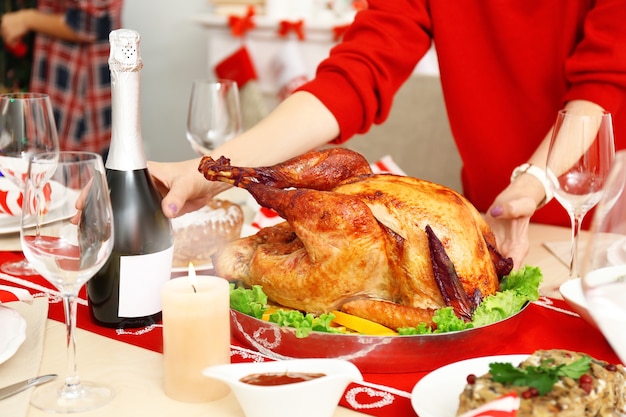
559,278,598,329
0,304,27,365
171,224,259,273
411,354,529,417
0,181,67,235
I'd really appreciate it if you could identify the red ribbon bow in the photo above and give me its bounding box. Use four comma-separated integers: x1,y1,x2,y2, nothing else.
352,0,368,11
228,6,256,37
277,20,305,41
332,24,350,42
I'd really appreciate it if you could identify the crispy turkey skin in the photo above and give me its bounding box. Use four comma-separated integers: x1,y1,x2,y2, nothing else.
201,148,511,329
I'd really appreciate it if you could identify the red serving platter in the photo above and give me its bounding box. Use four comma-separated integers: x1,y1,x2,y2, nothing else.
230,303,529,374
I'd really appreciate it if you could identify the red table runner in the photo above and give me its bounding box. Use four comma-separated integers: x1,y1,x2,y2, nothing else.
0,250,621,417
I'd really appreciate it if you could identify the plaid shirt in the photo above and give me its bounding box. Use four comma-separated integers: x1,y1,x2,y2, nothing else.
30,0,123,156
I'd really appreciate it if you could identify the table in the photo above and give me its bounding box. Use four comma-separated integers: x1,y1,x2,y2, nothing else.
3,222,611,417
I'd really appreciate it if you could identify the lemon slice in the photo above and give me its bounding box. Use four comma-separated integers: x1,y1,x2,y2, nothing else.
330,310,397,336
261,306,284,321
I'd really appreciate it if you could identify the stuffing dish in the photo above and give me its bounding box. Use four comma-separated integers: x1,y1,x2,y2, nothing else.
457,349,626,416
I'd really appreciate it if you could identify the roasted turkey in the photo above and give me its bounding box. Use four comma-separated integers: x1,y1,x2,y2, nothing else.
200,148,512,330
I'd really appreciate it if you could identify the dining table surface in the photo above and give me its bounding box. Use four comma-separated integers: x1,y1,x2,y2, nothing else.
0,216,618,417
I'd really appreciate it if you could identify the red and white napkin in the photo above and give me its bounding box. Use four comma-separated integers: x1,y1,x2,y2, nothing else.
370,155,407,176
0,178,25,215
458,393,520,417
0,284,33,303
0,178,53,215
251,155,407,230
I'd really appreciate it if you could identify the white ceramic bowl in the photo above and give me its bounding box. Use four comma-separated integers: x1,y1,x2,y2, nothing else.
203,359,362,417
559,278,598,329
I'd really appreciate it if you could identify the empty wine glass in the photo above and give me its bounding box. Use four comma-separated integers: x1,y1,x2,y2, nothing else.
21,151,114,413
581,150,626,364
0,92,60,275
546,109,615,282
186,79,242,155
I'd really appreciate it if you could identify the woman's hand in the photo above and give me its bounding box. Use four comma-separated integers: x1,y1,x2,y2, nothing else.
1,10,31,47
148,159,230,218
486,173,545,269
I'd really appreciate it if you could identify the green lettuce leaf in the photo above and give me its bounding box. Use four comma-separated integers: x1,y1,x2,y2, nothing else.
398,308,474,335
229,284,267,319
500,265,543,299
269,309,343,338
472,265,543,327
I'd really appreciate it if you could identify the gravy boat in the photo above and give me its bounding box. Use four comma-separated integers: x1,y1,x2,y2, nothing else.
203,358,363,417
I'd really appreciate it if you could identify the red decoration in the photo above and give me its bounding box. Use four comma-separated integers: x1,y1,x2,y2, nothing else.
332,24,350,42
215,46,258,88
352,0,368,11
277,20,305,41
227,6,256,37
5,41,27,58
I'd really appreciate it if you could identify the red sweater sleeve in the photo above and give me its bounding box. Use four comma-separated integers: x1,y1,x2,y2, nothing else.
563,0,626,115
297,0,432,143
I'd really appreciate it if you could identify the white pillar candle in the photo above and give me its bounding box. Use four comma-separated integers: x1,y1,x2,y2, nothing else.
162,267,230,402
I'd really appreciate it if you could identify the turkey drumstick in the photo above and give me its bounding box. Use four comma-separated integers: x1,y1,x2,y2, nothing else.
199,147,373,191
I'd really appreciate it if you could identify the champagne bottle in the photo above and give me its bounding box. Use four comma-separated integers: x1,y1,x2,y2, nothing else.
87,29,174,328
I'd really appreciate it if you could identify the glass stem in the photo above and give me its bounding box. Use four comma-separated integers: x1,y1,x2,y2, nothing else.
569,213,584,280
34,188,43,235
62,293,82,397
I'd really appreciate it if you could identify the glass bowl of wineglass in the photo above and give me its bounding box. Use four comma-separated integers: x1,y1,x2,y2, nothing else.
0,92,60,275
21,151,114,412
581,150,626,364
186,79,243,155
546,109,615,284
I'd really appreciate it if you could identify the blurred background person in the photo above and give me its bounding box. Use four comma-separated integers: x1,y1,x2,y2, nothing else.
1,0,36,92
1,0,124,158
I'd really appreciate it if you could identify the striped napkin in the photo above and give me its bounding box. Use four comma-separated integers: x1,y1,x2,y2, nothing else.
0,284,34,304
458,392,520,417
251,155,406,229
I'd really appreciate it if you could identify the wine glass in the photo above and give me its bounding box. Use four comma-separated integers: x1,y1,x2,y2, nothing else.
581,150,626,364
0,92,60,275
186,79,242,155
21,151,114,412
546,109,615,282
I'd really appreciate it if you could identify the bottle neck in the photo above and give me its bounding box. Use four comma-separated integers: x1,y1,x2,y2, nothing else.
106,69,147,171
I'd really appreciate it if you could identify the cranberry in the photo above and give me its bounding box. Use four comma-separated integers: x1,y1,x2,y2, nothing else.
522,387,539,399
466,374,477,384
606,364,618,372
580,381,593,394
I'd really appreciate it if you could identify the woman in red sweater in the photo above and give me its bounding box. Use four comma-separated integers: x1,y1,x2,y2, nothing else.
151,0,626,269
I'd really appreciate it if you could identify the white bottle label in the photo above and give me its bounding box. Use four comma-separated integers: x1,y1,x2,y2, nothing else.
118,245,174,317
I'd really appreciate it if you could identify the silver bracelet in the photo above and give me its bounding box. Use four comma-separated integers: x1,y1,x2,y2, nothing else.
510,163,553,207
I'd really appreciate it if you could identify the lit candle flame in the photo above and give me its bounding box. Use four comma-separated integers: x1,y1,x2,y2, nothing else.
188,262,197,293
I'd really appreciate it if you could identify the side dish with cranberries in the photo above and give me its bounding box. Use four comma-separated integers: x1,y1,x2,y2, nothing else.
457,349,626,416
